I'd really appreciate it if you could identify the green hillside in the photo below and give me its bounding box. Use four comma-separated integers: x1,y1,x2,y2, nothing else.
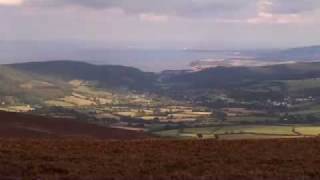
0,65,71,105
9,61,157,90
165,62,320,89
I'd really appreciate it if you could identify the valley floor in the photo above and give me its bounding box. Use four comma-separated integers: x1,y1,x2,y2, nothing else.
1,138,320,179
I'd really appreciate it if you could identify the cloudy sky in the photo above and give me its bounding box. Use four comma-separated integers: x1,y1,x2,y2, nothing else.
1,0,320,49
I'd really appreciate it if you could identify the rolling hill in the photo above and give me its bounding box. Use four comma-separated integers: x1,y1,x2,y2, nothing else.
258,45,320,61
8,60,157,90
164,62,320,89
0,65,71,105
0,60,157,106
6,60,320,92
4,60,320,104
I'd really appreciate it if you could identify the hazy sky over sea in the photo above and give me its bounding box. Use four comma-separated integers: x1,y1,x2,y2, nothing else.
1,0,320,49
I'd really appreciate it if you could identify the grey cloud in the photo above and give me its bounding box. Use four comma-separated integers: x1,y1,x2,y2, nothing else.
270,0,320,14
23,0,257,18
0,0,319,52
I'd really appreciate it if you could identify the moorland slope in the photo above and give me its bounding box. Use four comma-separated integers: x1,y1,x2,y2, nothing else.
0,111,149,139
0,138,319,179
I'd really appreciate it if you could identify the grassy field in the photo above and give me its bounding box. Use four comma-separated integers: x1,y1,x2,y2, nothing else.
228,116,279,122
1,138,320,179
0,105,34,112
63,96,96,106
242,78,320,95
153,125,320,139
45,100,75,107
291,104,320,115
218,134,302,140
283,78,320,92
73,85,113,97
295,126,320,136
154,129,181,137
0,65,71,104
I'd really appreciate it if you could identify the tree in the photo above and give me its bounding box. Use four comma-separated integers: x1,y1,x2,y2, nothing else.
197,133,203,139
214,134,219,140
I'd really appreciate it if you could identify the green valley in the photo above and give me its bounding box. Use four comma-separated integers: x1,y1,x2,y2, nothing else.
3,61,320,139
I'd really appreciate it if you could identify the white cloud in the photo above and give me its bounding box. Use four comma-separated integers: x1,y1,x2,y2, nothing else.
0,0,22,6
139,13,169,23
216,0,314,24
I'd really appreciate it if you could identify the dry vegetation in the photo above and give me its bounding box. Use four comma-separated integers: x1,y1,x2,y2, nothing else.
0,138,319,179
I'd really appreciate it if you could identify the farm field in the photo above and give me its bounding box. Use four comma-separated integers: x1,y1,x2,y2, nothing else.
153,125,320,139
282,78,320,92
295,126,320,136
0,138,320,179
227,116,279,122
291,104,320,115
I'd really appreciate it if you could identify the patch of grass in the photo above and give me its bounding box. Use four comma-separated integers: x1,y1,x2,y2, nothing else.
0,65,72,104
295,126,320,136
153,129,180,137
185,125,295,135
228,116,279,122
218,134,302,140
45,100,75,107
283,78,320,92
63,96,96,106
154,125,297,139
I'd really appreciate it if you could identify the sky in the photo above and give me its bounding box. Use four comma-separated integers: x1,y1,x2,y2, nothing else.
1,0,320,49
